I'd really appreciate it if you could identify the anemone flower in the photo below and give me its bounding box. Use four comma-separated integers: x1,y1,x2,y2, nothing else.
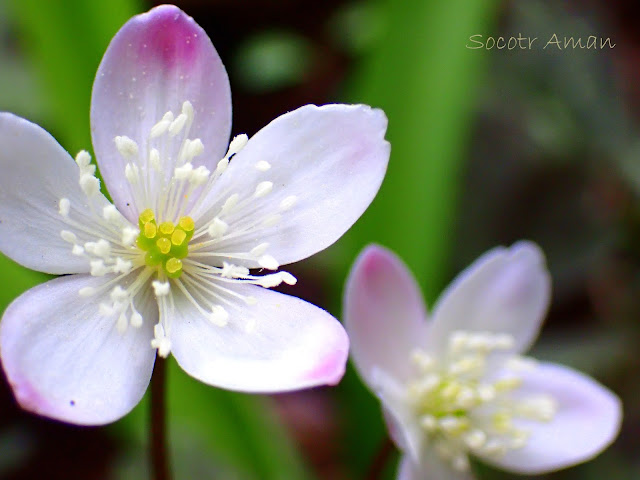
0,5,389,426
344,243,621,479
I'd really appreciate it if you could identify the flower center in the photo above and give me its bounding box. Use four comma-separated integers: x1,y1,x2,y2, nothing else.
406,331,557,472
56,100,299,358
135,209,194,278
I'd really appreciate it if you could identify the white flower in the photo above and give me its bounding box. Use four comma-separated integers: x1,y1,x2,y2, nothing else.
344,243,621,479
0,5,390,425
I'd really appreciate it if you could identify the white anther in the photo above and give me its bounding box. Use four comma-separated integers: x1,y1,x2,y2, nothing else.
191,165,210,185
59,198,70,217
130,311,143,328
255,160,271,171
75,150,91,168
150,119,171,138
464,430,487,450
226,134,248,158
72,245,85,256
257,274,285,288
115,135,139,158
93,239,111,257
60,230,77,243
90,259,110,276
181,100,194,119
209,305,229,327
220,193,239,214
221,262,249,278
258,255,279,270
80,174,100,197
477,384,496,402
110,286,128,302
79,287,96,297
151,323,171,357
278,271,297,285
114,257,133,274
124,163,140,184
420,415,437,431
186,138,204,158
149,148,162,171
250,243,269,257
216,157,229,174
262,214,281,228
162,111,174,122
207,217,228,238
122,227,139,246
279,195,297,211
174,162,193,180
169,113,188,136
152,280,170,296
411,350,436,370
102,204,121,223
253,181,273,198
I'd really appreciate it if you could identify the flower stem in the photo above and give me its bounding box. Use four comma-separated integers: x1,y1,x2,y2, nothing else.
364,436,395,480
150,356,171,480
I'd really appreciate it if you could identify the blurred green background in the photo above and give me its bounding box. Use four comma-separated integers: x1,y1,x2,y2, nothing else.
0,0,638,478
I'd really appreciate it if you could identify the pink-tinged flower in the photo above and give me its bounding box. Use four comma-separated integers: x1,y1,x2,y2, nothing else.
344,244,621,479
0,5,390,425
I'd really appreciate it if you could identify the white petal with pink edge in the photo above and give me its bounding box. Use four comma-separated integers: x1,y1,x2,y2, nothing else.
429,241,551,355
91,4,232,221
481,361,622,475
344,245,428,388
166,282,348,392
189,104,390,267
0,113,113,275
0,274,156,425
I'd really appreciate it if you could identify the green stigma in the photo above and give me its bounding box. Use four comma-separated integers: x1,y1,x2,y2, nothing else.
136,209,194,278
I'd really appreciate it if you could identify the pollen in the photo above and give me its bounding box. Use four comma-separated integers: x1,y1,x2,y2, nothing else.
136,209,194,278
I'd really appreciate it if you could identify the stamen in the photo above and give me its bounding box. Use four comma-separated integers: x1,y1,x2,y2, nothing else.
255,160,271,171
114,135,139,158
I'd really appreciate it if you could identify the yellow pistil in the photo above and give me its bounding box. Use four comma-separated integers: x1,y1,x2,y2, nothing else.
136,209,193,278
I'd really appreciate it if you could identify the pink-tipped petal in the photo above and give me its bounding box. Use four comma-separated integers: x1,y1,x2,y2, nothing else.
191,104,390,266
168,283,348,392
483,362,622,474
91,5,231,220
344,245,427,388
430,242,551,355
375,368,423,464
0,113,111,274
0,275,156,425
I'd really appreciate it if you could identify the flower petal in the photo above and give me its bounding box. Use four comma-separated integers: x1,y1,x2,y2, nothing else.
91,5,231,220
191,104,390,266
0,274,156,425
429,242,550,355
168,283,348,392
375,368,423,465
0,113,111,274
344,245,427,387
481,361,622,474
397,454,476,480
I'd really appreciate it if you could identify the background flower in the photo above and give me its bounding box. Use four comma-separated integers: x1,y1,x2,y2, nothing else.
344,243,622,479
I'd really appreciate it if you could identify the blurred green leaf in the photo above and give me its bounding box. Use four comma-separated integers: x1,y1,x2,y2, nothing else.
334,0,499,475
233,30,313,94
